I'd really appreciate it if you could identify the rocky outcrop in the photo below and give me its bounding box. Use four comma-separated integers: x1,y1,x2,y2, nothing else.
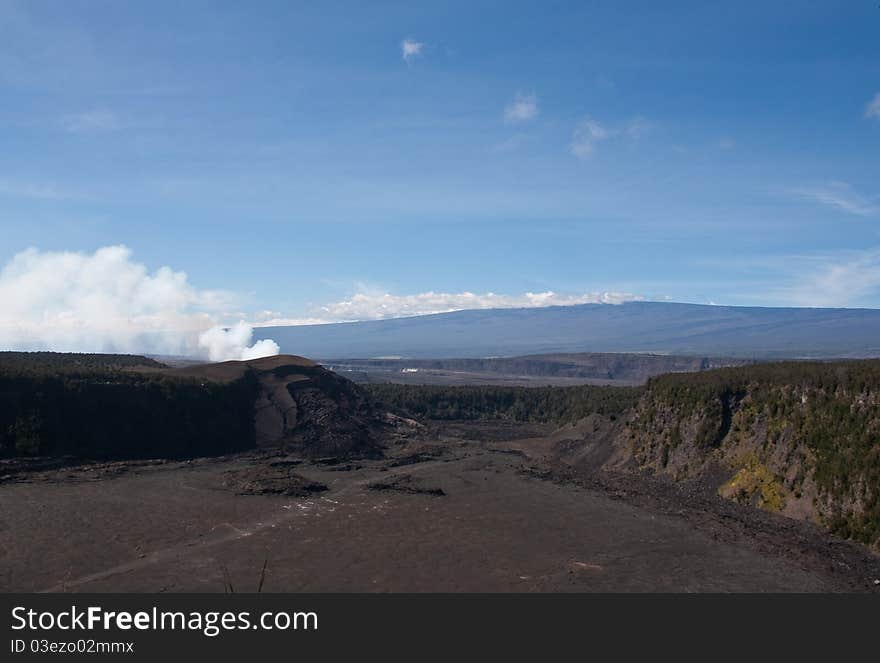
0,352,393,463
609,362,880,548
176,355,385,459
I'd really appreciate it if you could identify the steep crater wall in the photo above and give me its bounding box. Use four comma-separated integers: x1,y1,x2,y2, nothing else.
248,360,383,458
1,353,385,461
611,361,880,547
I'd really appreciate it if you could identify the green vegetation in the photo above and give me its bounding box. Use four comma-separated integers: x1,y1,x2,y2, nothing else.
363,383,642,425
0,352,258,460
635,360,880,545
645,359,880,410
0,351,166,374
368,361,880,546
2,352,877,546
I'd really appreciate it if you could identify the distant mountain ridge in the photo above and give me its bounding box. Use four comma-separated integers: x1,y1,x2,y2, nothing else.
254,301,880,359
328,353,754,386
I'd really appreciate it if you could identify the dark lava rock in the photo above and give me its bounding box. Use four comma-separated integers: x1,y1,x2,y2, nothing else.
223,464,328,496
369,474,445,497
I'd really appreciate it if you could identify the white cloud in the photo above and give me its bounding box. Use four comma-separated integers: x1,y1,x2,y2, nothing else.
569,114,650,158
250,312,330,327
503,93,538,123
0,179,91,201
625,116,650,140
401,38,424,62
781,249,880,308
570,117,611,158
62,110,122,133
251,318,329,328
790,181,879,217
865,92,880,119
492,133,529,153
0,245,278,361
252,290,644,327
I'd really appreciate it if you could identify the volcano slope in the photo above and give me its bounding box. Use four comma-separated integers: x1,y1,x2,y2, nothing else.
0,352,386,461
0,354,878,593
169,354,385,459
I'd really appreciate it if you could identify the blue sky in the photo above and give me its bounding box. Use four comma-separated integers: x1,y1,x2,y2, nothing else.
1,0,879,327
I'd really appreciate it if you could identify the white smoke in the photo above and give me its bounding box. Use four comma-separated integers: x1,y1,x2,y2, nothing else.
0,245,279,362
197,322,280,362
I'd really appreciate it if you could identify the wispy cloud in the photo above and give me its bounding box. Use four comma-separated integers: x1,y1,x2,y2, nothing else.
625,116,651,140
865,92,880,119
569,115,649,159
492,133,529,153
251,310,330,327
0,178,92,201
255,289,644,326
789,181,879,217
570,118,610,159
401,38,424,63
503,93,538,123
62,109,122,133
778,249,880,308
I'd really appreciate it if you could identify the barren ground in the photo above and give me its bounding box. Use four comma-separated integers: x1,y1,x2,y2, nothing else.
1,420,878,593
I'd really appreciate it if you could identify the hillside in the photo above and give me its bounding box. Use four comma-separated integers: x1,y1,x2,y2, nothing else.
254,301,880,359
368,360,880,548
0,351,166,373
172,355,383,459
4,351,878,549
0,352,383,461
613,361,880,546
0,352,257,459
365,382,641,424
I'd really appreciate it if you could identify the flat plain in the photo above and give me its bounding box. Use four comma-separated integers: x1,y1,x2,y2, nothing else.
3,420,877,593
